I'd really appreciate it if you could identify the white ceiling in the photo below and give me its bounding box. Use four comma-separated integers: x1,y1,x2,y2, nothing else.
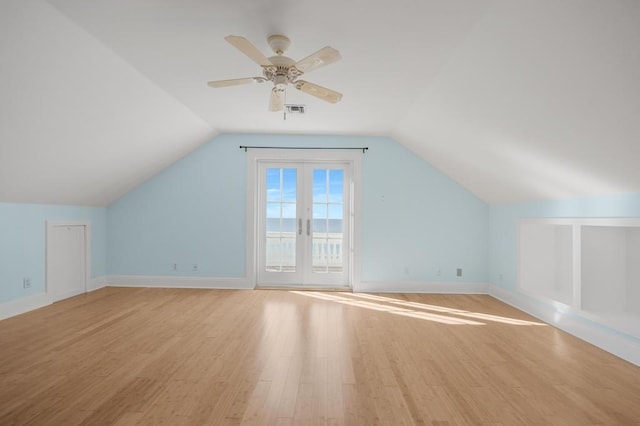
2,0,639,206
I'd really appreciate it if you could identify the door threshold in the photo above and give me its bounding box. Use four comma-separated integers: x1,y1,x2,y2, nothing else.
256,285,352,292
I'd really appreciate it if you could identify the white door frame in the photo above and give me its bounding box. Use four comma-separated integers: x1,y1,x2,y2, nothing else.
256,161,352,287
46,221,91,301
246,149,362,289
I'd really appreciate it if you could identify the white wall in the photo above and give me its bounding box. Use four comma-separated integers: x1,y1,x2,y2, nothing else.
626,229,640,315
519,223,572,304
582,227,628,312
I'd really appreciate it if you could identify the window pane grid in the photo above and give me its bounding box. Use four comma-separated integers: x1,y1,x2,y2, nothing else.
265,168,296,272
312,168,344,274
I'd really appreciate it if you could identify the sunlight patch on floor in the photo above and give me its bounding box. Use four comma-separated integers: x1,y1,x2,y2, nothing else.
289,291,547,326
341,292,547,326
289,291,484,325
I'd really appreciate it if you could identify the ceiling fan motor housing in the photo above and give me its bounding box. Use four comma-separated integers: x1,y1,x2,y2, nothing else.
267,34,291,55
264,55,298,84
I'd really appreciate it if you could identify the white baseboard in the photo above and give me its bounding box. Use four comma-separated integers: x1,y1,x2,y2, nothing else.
51,288,86,303
355,280,489,294
106,277,488,294
489,285,640,367
0,276,121,321
88,276,108,292
106,275,254,290
0,292,52,321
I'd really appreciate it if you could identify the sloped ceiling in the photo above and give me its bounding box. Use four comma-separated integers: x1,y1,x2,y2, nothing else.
0,0,215,206
2,0,639,206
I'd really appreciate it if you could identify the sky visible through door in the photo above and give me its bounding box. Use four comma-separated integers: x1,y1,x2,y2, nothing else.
265,168,344,233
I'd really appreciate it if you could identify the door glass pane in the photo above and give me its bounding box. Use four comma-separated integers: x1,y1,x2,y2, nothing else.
313,169,327,202
266,203,281,232
329,170,344,203
328,204,343,233
313,204,328,235
282,203,296,233
312,168,344,273
282,168,297,202
265,168,296,272
266,168,281,201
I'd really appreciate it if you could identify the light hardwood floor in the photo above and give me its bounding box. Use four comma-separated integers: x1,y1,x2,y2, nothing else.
1,287,639,425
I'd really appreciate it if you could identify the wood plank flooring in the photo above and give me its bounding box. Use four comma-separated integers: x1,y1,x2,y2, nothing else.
1,287,639,425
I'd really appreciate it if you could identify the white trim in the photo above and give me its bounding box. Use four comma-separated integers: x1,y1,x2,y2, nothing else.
52,288,86,301
107,275,253,289
88,276,108,292
519,217,640,227
246,153,258,288
356,281,489,294
107,276,487,293
0,293,52,321
489,285,640,367
0,276,108,321
46,221,91,301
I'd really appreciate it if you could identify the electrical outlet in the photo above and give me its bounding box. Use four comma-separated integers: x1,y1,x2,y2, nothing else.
192,264,198,272
172,263,177,271
23,278,31,289
456,268,462,277
437,268,441,276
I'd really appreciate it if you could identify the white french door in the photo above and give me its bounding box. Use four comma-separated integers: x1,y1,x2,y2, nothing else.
257,160,352,287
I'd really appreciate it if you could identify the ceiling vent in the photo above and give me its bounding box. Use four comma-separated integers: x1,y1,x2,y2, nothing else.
285,104,305,114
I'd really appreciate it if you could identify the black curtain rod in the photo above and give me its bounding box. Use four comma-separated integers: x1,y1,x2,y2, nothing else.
239,145,368,153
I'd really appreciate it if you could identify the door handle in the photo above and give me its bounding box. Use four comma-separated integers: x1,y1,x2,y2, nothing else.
306,219,311,236
298,218,302,235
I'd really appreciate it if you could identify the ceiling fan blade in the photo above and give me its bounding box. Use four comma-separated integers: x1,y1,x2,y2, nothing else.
269,86,285,112
225,35,274,67
294,80,342,104
207,77,264,88
293,47,341,74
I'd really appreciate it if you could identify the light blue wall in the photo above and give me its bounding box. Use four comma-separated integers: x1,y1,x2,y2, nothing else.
107,134,246,277
489,192,640,289
107,133,490,284
0,203,107,303
362,137,488,282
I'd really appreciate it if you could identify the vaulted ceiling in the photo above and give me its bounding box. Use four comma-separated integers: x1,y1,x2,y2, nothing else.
2,0,639,206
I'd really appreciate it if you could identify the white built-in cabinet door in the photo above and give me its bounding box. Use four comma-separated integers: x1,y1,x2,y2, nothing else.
47,224,87,302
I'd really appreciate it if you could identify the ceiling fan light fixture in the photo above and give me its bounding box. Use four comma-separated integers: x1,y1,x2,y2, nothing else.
273,74,288,86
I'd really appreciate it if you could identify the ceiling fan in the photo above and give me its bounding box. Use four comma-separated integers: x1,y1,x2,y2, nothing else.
208,34,342,112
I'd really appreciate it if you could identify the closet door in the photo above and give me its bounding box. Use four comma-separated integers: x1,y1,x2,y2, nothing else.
47,223,87,302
